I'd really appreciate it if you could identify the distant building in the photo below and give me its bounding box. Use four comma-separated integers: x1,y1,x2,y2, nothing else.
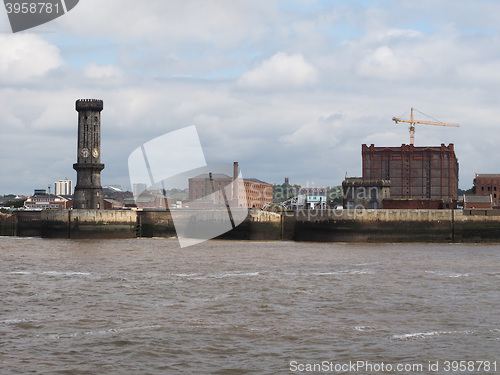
305,195,328,209
55,179,73,196
362,144,458,201
188,173,232,203
463,194,493,209
342,177,391,209
103,199,125,209
188,162,273,209
241,178,273,209
474,174,500,208
24,190,71,210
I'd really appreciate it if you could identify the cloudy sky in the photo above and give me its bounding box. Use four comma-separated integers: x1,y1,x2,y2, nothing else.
1,0,499,195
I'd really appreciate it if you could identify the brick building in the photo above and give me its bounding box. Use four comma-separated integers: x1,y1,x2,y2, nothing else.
362,144,458,202
463,194,492,209
188,162,273,209
240,178,273,209
474,174,500,208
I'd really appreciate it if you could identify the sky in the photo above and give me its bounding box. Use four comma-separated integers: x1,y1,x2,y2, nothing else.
1,0,500,195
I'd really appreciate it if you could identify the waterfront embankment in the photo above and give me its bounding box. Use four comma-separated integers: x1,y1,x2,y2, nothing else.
5,208,500,243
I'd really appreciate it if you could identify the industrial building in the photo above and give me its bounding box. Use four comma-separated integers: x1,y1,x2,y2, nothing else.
188,162,273,209
362,144,458,206
474,174,500,208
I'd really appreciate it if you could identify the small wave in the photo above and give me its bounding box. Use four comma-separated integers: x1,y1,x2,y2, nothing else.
313,269,373,276
425,271,470,278
393,330,472,340
182,271,260,280
45,324,163,340
174,273,200,278
354,326,378,332
2,318,36,325
8,271,91,277
41,271,91,277
215,272,260,278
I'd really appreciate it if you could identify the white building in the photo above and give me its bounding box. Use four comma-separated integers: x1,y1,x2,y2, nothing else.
55,179,73,196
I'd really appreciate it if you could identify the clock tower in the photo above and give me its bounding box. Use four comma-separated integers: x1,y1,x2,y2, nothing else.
73,99,105,209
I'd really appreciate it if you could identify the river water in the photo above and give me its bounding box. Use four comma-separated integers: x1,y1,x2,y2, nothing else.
1,238,499,374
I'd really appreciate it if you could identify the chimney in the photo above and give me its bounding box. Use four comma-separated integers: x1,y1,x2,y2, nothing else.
233,162,239,203
233,162,238,180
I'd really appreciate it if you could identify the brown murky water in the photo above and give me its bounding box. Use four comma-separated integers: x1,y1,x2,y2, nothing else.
1,238,499,374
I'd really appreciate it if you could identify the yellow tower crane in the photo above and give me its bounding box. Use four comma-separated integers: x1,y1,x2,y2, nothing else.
392,107,460,145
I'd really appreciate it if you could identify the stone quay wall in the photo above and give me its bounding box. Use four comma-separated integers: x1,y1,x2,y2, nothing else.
10,208,500,243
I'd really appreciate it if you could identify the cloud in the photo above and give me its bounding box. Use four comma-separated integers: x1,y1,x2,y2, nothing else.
84,62,123,80
280,114,342,147
238,52,318,90
3,1,500,195
0,34,63,83
56,0,277,46
357,45,425,80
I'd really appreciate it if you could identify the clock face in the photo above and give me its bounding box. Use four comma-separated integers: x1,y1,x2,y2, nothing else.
92,149,99,158
81,148,89,158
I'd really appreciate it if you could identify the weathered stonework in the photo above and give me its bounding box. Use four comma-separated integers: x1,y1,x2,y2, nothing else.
73,99,105,209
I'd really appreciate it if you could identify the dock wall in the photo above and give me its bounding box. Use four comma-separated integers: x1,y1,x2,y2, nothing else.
8,209,500,243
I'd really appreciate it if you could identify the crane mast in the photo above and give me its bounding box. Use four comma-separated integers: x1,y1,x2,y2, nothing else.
392,107,460,145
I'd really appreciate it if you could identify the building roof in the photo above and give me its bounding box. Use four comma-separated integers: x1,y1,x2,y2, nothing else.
104,199,124,206
191,173,232,179
475,174,500,178
244,178,270,184
343,177,391,187
464,194,492,203
362,143,455,152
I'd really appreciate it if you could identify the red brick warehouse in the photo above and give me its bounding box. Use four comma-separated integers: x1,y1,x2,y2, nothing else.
362,144,458,202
